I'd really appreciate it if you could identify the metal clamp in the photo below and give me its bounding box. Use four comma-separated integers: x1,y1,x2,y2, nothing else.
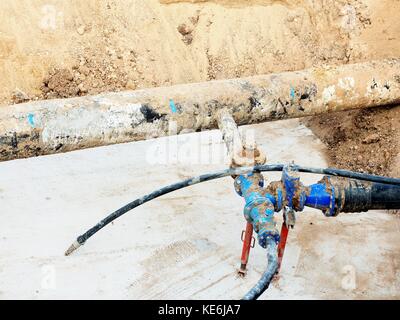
283,206,296,229
241,230,256,248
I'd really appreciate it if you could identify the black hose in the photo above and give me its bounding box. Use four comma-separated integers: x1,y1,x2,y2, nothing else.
67,164,400,253
242,238,278,300
337,180,400,212
72,165,282,247
289,165,400,185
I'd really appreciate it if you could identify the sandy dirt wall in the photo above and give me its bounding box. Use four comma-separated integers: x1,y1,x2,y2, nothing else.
2,0,399,102
0,0,362,103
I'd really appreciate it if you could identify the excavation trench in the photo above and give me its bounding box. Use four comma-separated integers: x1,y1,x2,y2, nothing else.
1,59,400,162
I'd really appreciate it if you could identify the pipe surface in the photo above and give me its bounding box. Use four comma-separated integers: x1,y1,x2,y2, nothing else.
217,109,245,165
217,109,266,166
1,59,400,161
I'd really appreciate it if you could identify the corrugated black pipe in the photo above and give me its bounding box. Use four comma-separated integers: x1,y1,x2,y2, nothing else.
338,180,400,212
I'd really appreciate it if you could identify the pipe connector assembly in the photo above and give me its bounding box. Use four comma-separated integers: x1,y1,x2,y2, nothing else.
64,162,400,300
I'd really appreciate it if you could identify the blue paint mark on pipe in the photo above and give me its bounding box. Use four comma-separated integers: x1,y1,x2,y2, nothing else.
169,100,177,113
27,114,35,128
290,87,295,100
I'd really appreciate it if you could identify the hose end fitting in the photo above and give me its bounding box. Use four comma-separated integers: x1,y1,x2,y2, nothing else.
65,240,83,256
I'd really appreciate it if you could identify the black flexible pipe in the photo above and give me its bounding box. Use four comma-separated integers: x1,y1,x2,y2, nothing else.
65,165,283,255
337,180,400,212
65,164,400,256
242,238,278,300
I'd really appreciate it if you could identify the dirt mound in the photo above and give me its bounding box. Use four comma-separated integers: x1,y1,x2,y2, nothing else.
41,48,138,99
305,105,400,176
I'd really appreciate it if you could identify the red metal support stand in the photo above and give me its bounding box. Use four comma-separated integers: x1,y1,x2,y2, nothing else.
239,220,290,276
277,222,290,271
238,222,255,276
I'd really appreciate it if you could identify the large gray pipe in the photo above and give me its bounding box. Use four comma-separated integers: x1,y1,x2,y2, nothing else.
1,59,400,162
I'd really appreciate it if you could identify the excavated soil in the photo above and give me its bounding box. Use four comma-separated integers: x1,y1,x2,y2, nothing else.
306,106,400,176
0,0,399,176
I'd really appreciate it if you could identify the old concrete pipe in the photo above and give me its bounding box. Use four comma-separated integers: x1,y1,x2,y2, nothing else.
1,59,400,162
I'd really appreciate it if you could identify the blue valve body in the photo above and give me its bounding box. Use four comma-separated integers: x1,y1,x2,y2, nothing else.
235,165,338,247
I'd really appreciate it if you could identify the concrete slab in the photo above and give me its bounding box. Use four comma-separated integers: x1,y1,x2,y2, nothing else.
0,119,399,299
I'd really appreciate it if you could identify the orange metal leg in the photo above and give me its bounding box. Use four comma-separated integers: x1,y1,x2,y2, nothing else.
238,222,254,276
238,220,290,276
277,222,290,272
